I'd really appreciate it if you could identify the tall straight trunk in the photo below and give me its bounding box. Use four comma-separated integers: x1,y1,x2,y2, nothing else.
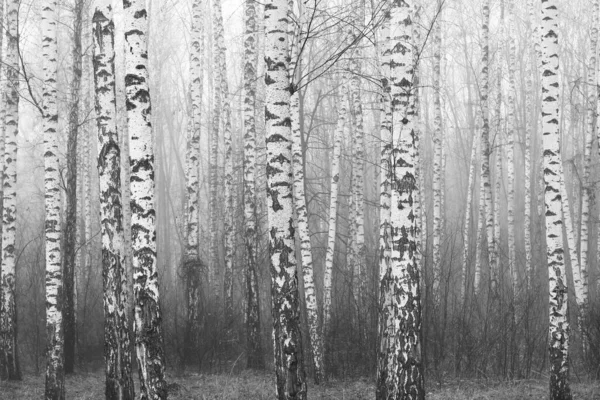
377,0,392,325
540,1,572,398
431,11,443,302
480,0,495,297
474,171,484,296
289,2,323,384
63,0,84,375
208,4,219,304
579,0,598,334
506,1,518,299
322,87,348,340
560,175,585,322
92,4,135,398
122,1,167,398
524,51,533,292
348,8,366,308
42,2,65,398
213,0,235,320
461,137,478,305
243,0,263,370
0,0,19,382
376,2,424,398
264,0,307,397
184,0,204,361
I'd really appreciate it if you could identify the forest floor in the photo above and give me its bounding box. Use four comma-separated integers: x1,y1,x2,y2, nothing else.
1,370,599,399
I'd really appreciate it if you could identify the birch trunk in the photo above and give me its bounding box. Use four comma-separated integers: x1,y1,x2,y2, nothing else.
42,2,65,398
348,11,366,309
289,3,323,384
213,0,235,321
578,0,597,338
474,173,484,296
184,0,204,361
63,0,84,375
92,4,135,397
208,5,219,303
524,51,533,292
243,0,263,370
461,137,478,305
540,1,572,397
505,1,518,298
432,14,443,302
376,2,424,398
122,1,167,397
322,87,348,340
0,0,20,382
264,0,307,396
480,0,496,296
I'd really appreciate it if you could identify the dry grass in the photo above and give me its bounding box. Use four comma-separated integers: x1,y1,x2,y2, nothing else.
0,371,598,399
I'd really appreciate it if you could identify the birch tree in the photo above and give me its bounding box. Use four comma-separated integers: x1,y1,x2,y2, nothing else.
376,1,424,397
92,3,135,397
289,1,323,384
0,0,20,382
184,0,203,360
432,6,443,303
213,0,235,319
243,0,263,370
577,0,597,346
63,0,84,375
322,87,348,340
480,0,496,296
264,0,307,395
461,137,478,305
122,0,167,397
540,0,572,398
505,0,518,300
42,1,65,398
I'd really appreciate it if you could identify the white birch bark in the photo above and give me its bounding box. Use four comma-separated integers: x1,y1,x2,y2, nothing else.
505,5,518,297
184,0,203,359
376,2,424,398
432,12,443,302
461,136,478,305
347,9,366,308
92,3,135,397
480,0,496,297
0,0,20,382
42,2,64,398
579,0,597,320
122,1,167,397
540,1,572,397
524,50,533,292
289,2,323,384
377,2,392,320
243,0,263,370
264,0,307,395
213,0,235,319
322,87,348,340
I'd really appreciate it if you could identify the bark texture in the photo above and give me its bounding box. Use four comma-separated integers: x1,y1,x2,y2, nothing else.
243,0,263,370
264,0,307,396
376,2,425,398
289,3,323,383
0,0,20,382
540,1,572,398
92,3,136,398
122,1,167,398
42,2,65,398
184,0,204,361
